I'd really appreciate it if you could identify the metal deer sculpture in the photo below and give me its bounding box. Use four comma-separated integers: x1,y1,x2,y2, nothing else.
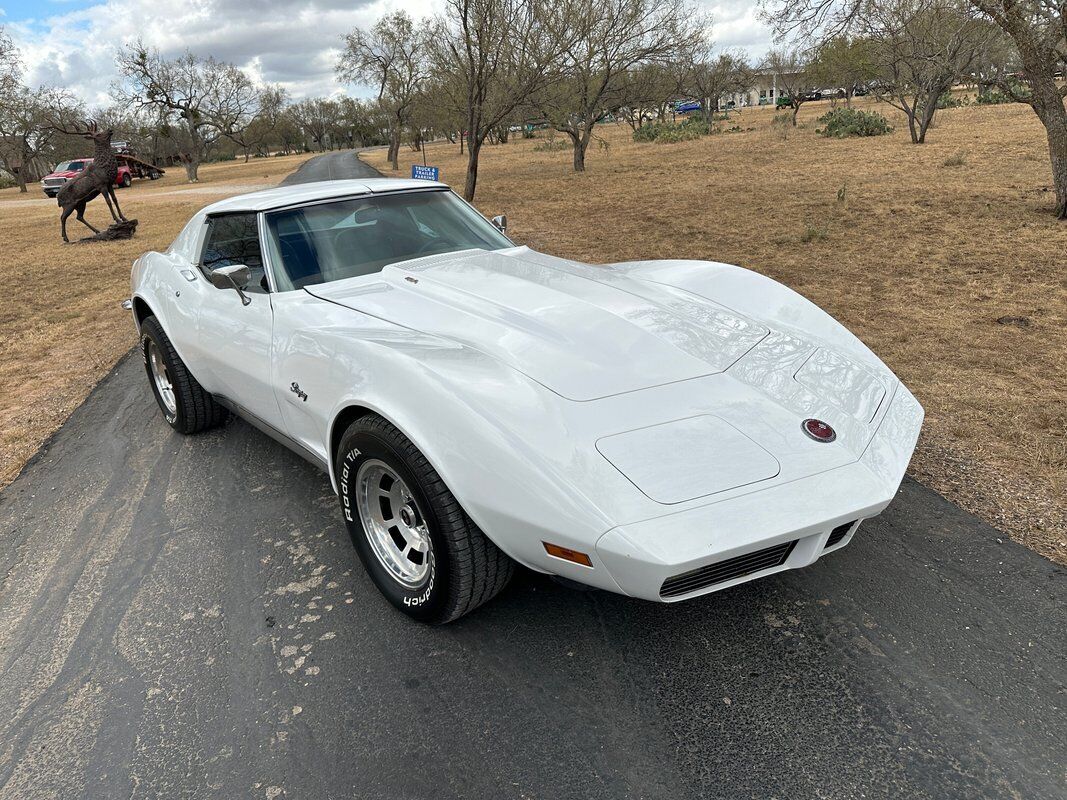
55,120,129,242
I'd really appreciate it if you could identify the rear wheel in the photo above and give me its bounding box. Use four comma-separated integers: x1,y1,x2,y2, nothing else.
140,316,227,434
337,414,514,623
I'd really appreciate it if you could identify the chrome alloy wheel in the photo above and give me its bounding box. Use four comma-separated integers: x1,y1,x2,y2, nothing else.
147,339,177,417
356,459,433,588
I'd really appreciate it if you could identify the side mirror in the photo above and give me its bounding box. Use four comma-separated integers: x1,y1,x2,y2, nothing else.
209,263,253,306
491,214,507,234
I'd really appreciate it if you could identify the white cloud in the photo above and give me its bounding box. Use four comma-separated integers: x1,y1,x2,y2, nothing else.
7,0,774,105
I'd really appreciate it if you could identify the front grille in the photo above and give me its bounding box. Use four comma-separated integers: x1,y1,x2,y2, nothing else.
825,520,856,549
660,540,797,598
43,177,67,187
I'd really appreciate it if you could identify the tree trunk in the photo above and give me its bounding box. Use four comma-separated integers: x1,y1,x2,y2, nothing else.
389,127,400,171
180,153,200,182
916,81,949,144
572,122,594,173
903,101,919,144
15,141,28,192
791,103,800,127
464,138,481,202
1048,120,1067,219
568,131,585,172
1033,90,1067,219
916,96,938,144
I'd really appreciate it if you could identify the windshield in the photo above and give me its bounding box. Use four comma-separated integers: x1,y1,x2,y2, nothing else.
55,161,86,172
264,189,513,290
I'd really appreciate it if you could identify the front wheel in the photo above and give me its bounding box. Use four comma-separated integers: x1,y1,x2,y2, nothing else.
120,173,132,188
337,415,514,623
140,316,228,434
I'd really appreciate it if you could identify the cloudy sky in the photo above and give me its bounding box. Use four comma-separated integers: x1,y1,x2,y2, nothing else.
1,0,773,105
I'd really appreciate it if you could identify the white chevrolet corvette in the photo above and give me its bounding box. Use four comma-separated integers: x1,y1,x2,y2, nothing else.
128,179,923,623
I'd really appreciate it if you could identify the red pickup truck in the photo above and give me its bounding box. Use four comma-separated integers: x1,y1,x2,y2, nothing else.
41,159,130,198
40,156,162,198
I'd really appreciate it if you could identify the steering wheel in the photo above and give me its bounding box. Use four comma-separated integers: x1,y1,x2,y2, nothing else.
413,237,446,256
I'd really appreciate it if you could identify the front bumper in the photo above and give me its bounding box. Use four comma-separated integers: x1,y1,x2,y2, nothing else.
593,384,924,602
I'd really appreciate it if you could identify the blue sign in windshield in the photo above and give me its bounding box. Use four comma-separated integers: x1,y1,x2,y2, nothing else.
411,165,439,181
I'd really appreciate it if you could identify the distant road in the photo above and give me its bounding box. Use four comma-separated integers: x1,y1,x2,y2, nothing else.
0,152,1063,800
279,149,383,184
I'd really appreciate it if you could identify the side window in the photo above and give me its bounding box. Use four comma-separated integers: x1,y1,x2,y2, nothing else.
200,213,268,293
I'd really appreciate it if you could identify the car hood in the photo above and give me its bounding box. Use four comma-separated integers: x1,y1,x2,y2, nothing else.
305,247,772,402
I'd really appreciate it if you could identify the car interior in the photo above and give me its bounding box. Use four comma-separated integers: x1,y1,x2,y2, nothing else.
265,191,511,290
200,213,268,292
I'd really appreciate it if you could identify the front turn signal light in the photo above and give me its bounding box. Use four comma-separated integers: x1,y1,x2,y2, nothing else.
542,541,593,568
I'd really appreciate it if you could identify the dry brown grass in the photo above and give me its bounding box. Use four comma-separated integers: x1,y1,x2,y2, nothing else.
0,152,309,486
369,100,1066,562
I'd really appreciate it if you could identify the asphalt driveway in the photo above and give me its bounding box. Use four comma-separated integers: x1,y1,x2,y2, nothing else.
0,151,1062,800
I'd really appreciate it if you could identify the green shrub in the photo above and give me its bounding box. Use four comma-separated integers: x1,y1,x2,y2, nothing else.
817,108,892,138
0,172,16,190
632,117,712,143
654,126,701,143
937,92,969,109
975,89,1022,105
631,122,661,142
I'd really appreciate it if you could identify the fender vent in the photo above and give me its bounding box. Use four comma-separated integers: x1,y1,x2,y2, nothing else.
660,540,797,598
825,521,856,549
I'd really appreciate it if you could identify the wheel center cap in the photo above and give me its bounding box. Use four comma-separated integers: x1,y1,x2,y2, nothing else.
399,504,418,528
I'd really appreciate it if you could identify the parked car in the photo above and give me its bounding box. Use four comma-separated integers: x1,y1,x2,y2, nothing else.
41,158,132,198
127,180,923,623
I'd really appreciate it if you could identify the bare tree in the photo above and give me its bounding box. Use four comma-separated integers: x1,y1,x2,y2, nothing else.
337,11,430,171
227,85,287,160
0,86,77,192
760,0,1067,217
115,42,258,181
289,98,342,151
969,0,1067,218
0,27,20,99
337,96,391,148
808,35,878,105
618,61,689,127
763,48,813,124
534,0,705,172
689,49,754,113
863,0,992,143
429,0,567,201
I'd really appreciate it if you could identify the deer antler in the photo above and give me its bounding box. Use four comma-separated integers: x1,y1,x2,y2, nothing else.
47,117,99,137
47,118,89,136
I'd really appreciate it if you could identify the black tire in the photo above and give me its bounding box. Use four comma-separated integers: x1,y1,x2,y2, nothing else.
140,316,228,434
149,171,160,180
337,414,514,623
120,173,132,188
